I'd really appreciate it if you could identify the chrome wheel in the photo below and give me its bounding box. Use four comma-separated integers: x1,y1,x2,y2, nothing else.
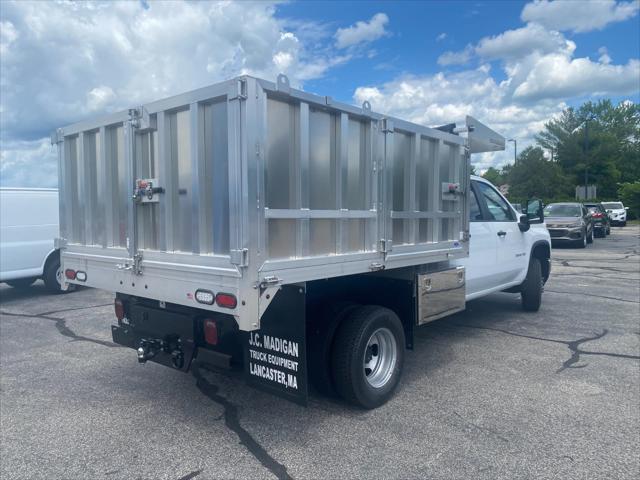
55,266,64,288
363,327,397,388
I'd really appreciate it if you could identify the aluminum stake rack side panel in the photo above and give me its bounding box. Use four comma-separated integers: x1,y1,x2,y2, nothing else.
55,75,502,331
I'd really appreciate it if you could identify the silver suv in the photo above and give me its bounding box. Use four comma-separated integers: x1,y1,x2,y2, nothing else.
544,202,594,248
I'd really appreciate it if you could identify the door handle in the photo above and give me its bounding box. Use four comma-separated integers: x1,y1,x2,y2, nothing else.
497,230,507,237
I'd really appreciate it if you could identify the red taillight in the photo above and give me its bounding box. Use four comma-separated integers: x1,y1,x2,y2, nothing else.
203,319,218,345
114,299,125,321
65,269,76,280
215,293,237,309
592,213,603,218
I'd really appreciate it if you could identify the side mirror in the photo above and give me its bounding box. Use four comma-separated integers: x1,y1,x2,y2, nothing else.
525,199,544,224
625,207,629,210
518,214,530,232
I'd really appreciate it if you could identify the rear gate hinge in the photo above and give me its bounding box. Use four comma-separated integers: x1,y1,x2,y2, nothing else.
378,238,391,254
230,248,249,267
117,252,144,275
381,118,394,133
230,78,248,101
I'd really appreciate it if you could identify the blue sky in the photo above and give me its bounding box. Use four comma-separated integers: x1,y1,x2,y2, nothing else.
279,1,639,104
1,0,639,186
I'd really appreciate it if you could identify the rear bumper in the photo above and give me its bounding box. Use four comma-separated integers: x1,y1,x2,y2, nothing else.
112,295,240,372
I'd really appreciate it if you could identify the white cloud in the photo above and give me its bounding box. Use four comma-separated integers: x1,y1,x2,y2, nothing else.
435,20,638,105
353,66,567,171
0,0,350,186
357,14,640,171
0,1,343,142
475,23,568,61
0,138,58,187
439,24,571,66
598,46,612,64
334,13,390,49
438,45,474,65
514,56,640,100
436,32,447,42
521,0,639,33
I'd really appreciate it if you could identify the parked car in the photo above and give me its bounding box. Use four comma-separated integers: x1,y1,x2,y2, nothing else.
0,188,72,293
601,201,628,226
544,202,594,248
584,203,611,237
510,202,523,213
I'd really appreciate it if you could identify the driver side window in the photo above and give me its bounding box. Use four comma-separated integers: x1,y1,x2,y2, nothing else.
476,182,515,222
469,186,483,222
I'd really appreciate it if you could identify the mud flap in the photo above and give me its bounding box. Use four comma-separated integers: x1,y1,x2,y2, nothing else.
243,285,308,406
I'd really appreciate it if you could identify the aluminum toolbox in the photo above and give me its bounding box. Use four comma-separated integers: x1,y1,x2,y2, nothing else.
53,75,503,331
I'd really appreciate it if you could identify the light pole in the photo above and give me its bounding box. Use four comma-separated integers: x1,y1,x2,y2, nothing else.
508,138,517,164
572,115,595,199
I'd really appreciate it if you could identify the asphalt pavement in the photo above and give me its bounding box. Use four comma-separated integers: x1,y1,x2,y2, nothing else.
1,226,639,480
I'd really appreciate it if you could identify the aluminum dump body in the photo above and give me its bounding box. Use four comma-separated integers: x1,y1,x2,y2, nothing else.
55,75,503,331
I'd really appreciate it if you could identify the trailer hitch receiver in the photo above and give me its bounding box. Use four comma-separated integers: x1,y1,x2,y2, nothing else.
137,337,184,369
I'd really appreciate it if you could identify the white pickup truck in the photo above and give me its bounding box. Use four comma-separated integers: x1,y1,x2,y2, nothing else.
55,75,551,408
458,176,551,308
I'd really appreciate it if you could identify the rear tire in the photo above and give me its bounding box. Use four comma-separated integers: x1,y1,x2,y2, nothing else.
6,277,37,289
43,257,74,294
331,305,405,409
308,302,358,396
521,258,543,312
606,225,610,235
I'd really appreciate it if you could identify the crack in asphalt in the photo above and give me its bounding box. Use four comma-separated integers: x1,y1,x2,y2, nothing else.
192,364,293,480
0,310,120,348
455,325,640,373
39,302,112,316
544,290,639,304
177,469,203,480
550,273,640,281
452,411,510,443
555,259,638,275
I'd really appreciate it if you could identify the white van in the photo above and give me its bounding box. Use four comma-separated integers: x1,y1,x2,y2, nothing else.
0,188,69,292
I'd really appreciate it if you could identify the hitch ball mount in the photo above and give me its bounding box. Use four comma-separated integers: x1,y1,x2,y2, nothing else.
137,337,184,369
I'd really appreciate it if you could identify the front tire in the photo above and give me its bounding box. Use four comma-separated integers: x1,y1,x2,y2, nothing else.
574,230,587,248
521,258,543,312
587,228,594,243
6,277,37,289
331,305,405,409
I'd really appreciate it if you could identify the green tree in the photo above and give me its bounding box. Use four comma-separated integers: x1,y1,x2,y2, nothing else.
481,166,504,186
503,146,572,203
618,181,640,220
536,100,640,199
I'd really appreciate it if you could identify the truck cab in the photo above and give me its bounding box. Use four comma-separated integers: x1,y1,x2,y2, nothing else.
456,176,551,304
